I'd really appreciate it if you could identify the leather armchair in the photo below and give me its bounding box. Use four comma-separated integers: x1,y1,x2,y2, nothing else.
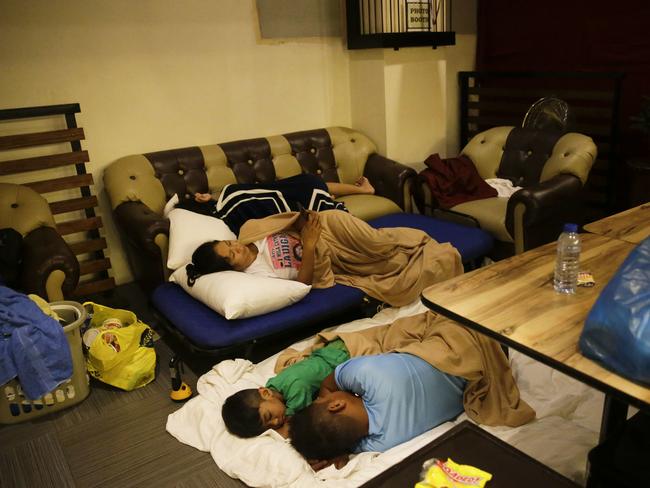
0,183,79,300
415,127,597,257
104,127,415,291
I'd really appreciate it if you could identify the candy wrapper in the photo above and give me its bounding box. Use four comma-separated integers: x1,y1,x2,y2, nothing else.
415,458,492,488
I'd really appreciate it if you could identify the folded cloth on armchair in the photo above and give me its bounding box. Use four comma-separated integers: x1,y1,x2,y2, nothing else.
276,311,536,427
239,210,463,307
419,153,497,209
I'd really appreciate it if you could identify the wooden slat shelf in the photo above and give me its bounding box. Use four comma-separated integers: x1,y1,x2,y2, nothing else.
49,195,98,215
73,277,116,297
56,217,103,236
79,257,112,276
0,150,89,175
24,173,94,194
69,237,108,255
0,128,85,150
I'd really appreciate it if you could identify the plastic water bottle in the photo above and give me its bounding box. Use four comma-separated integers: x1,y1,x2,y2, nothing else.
553,223,581,294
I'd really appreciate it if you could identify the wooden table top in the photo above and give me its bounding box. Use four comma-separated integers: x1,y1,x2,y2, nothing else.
421,232,650,409
583,202,650,244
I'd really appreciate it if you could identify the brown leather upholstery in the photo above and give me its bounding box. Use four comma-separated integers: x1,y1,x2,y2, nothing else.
0,183,79,300
104,126,414,290
416,127,597,257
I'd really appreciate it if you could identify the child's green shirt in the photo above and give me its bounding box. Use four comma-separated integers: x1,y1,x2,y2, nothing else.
265,339,349,416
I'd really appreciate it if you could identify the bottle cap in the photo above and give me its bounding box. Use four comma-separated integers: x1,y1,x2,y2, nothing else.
563,223,578,233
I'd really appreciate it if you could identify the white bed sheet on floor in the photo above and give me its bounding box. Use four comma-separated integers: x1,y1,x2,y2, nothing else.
166,301,604,487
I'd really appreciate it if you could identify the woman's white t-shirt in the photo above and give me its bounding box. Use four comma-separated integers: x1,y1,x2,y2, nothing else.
244,233,303,280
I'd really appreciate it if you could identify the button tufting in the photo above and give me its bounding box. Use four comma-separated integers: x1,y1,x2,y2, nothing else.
310,148,316,154
11,203,18,209
563,152,570,157
178,169,184,175
185,193,191,199
248,159,253,165
527,150,533,156
316,169,322,175
350,138,356,143
480,140,486,144
129,175,136,180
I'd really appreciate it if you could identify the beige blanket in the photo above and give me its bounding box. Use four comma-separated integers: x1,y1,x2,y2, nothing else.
275,311,536,427
238,210,462,307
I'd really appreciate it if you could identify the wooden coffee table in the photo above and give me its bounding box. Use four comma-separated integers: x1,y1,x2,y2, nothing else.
583,202,650,244
360,421,579,487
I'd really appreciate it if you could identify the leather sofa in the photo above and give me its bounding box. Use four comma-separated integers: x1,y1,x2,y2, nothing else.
0,183,79,301
104,126,416,291
415,126,597,257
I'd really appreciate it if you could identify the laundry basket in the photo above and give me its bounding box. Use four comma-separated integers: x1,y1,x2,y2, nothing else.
0,300,90,424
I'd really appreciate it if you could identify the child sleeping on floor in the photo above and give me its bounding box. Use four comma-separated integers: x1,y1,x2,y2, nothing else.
221,339,350,439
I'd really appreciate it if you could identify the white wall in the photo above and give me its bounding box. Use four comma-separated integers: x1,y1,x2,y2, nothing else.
350,34,476,170
0,0,352,284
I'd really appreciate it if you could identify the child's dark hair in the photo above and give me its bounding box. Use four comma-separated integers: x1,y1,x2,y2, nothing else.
186,240,233,286
290,402,360,460
222,388,265,438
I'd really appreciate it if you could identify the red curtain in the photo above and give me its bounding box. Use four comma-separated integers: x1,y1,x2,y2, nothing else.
476,0,650,157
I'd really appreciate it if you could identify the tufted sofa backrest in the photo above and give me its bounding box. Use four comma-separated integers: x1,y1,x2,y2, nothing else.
0,183,56,236
105,127,376,214
461,126,597,186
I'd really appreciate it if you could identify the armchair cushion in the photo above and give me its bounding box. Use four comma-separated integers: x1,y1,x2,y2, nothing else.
335,194,401,221
451,197,512,243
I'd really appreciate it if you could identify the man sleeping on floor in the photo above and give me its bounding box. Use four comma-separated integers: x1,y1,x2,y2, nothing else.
221,311,535,470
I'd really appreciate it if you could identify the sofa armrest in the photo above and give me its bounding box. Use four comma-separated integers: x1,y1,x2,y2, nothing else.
363,154,417,211
114,201,170,290
506,174,583,252
20,226,80,300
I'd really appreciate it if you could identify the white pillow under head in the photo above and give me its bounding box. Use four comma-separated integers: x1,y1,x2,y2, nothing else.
166,208,237,270
170,266,311,320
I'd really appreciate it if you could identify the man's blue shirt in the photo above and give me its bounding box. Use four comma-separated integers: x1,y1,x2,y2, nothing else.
334,353,465,453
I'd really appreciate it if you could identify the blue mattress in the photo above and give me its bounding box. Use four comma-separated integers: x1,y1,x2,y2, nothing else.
151,282,364,349
153,213,492,350
367,213,493,263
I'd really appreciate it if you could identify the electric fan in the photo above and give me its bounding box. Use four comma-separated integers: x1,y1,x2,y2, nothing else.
522,96,570,132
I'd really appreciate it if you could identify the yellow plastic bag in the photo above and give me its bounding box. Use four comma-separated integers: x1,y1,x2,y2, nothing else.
83,302,156,391
415,458,492,488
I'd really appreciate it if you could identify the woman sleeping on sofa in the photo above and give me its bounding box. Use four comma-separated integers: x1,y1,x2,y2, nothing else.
177,173,375,235
185,208,463,307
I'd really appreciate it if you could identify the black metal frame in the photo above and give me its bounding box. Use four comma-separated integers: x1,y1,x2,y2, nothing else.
345,0,455,50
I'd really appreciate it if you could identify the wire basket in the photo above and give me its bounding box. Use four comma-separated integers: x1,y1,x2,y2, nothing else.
0,301,90,424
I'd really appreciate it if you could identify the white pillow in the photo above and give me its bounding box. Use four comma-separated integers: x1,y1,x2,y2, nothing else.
163,193,179,217
166,208,237,270
170,266,311,319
